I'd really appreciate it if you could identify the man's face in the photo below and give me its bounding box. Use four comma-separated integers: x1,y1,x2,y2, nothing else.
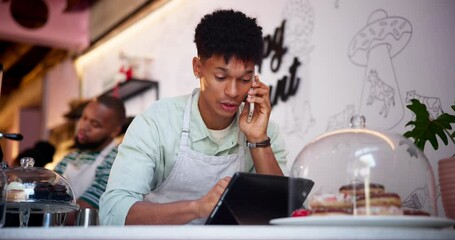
194,55,255,130
74,101,119,151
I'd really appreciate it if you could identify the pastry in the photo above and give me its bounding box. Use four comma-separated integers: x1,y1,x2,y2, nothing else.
6,181,27,202
356,192,401,207
33,182,73,202
339,183,385,196
355,192,403,216
402,208,430,216
356,206,403,215
33,182,54,200
310,193,353,209
52,184,72,202
311,208,352,216
309,193,353,216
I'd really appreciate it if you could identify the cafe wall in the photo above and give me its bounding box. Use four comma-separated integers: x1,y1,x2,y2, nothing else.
73,0,455,216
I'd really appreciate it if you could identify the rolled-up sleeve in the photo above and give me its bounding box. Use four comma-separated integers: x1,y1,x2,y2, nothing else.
99,111,161,225
268,122,289,175
99,189,140,225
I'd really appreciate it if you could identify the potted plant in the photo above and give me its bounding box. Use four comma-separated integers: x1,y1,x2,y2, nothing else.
404,99,455,218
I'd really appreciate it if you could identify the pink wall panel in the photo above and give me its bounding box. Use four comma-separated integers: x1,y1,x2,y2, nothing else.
0,0,89,51
19,107,42,153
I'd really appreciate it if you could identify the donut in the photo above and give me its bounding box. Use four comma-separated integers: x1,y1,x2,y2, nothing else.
402,208,430,216
356,206,403,216
355,192,403,216
308,193,353,216
356,192,401,207
339,183,385,196
311,208,352,216
309,193,353,209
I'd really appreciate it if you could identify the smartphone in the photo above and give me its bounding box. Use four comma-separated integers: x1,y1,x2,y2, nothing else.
247,66,257,123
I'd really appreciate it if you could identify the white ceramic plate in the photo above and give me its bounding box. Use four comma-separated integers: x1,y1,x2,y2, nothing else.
270,216,455,228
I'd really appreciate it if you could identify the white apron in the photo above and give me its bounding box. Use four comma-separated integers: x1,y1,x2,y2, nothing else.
144,89,246,224
63,140,117,199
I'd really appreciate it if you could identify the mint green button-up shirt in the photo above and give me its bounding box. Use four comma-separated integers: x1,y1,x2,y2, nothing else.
100,89,288,225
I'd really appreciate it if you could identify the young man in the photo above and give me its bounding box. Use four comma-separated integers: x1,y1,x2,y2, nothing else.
54,95,126,210
100,9,288,225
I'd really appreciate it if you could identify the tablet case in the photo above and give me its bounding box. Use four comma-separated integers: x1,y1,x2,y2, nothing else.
205,172,314,225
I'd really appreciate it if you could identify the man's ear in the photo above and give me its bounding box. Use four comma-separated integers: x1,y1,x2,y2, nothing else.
192,57,201,78
111,125,122,138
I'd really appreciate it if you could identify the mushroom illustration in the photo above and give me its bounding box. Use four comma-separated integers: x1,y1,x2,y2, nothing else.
348,9,412,129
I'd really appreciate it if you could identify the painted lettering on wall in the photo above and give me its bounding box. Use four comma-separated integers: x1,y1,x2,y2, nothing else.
260,20,302,107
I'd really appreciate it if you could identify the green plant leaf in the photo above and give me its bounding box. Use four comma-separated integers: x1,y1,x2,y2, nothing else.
407,99,430,121
436,113,455,130
404,99,455,152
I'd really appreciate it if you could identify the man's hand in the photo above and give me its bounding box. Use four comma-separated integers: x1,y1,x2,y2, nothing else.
239,76,271,142
195,176,231,218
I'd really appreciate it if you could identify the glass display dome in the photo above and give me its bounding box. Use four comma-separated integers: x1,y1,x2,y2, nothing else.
3,157,79,226
290,115,437,217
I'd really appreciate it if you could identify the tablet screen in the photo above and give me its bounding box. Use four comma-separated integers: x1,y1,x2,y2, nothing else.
205,172,314,225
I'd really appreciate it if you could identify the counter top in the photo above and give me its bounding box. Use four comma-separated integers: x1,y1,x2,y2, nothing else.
1,225,455,240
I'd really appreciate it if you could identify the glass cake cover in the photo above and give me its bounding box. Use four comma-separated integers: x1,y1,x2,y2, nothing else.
3,157,78,214
289,115,437,217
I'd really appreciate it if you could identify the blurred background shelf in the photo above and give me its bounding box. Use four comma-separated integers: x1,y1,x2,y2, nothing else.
99,78,159,101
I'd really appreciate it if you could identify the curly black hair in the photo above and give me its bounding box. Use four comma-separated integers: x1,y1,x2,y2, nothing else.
194,9,263,65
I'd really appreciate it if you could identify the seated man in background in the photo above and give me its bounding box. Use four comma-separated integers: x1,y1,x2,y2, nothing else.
54,95,126,214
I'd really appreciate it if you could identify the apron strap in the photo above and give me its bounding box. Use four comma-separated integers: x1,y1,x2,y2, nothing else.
180,88,246,160
180,89,198,147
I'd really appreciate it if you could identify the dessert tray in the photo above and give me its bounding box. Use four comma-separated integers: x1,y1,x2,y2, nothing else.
270,216,455,228
2,157,79,226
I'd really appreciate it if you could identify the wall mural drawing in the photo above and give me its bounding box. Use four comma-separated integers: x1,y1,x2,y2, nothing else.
284,100,315,137
348,9,412,129
402,185,429,211
402,184,442,212
279,0,315,142
283,0,315,57
326,105,355,132
366,70,395,118
405,90,444,119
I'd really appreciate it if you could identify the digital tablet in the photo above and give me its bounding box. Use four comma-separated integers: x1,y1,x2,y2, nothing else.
205,172,314,225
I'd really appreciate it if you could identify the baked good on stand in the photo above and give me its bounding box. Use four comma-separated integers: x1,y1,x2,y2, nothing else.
52,184,72,202
339,183,385,196
33,181,73,202
6,181,27,202
356,192,403,216
310,193,353,209
290,182,418,217
311,208,352,216
308,193,353,216
402,207,430,216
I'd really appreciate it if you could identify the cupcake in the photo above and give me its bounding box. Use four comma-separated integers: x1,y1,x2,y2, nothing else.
6,181,27,202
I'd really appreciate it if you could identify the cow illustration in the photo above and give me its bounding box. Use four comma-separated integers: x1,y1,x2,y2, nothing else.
405,90,443,119
366,70,395,118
